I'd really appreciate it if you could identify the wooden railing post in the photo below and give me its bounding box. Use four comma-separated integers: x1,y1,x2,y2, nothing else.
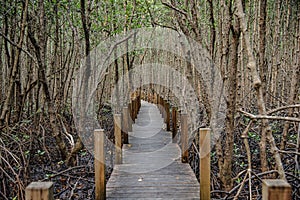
135,97,139,118
159,96,162,114
162,100,166,123
130,100,135,122
262,179,291,200
122,107,129,144
134,98,138,119
128,105,132,132
165,102,170,131
199,128,211,200
132,100,136,122
180,113,188,163
163,100,166,120
157,95,160,111
114,114,122,164
152,92,154,104
172,107,177,143
137,95,141,110
94,129,106,200
25,182,54,200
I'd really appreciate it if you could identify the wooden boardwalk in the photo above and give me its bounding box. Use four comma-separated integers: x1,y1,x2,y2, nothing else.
106,101,200,199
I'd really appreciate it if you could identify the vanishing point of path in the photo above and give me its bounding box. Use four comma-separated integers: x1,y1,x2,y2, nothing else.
106,101,200,199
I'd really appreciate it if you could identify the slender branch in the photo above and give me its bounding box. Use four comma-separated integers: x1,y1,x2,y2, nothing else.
278,150,300,156
232,169,247,181
239,109,300,122
225,170,278,198
161,0,187,16
267,104,300,115
103,31,137,67
296,123,300,170
0,31,36,62
152,21,178,31
40,166,87,181
145,3,178,31
233,172,248,200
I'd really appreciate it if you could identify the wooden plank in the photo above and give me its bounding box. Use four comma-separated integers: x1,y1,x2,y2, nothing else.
94,129,106,200
25,182,54,200
114,114,122,164
199,128,211,200
262,179,291,200
180,113,188,163
172,107,177,143
122,107,129,144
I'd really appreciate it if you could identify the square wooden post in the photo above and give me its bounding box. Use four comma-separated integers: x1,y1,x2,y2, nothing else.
158,96,162,114
165,102,170,131
262,179,291,200
122,107,129,144
137,95,141,111
131,100,135,122
134,98,138,119
162,100,167,123
180,113,188,163
114,114,122,164
199,128,211,200
94,129,106,200
172,107,177,143
25,182,54,200
128,103,132,132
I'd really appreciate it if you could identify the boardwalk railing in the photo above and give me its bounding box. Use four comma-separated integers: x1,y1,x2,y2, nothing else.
25,92,292,200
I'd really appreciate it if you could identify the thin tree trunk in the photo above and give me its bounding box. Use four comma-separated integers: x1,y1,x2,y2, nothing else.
257,0,269,173
28,0,68,160
235,0,286,180
221,24,240,191
281,11,300,150
65,0,92,165
0,0,28,125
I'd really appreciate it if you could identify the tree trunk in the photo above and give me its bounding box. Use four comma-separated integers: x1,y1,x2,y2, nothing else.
235,0,286,180
280,11,300,150
0,0,28,125
220,24,240,191
28,0,67,160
